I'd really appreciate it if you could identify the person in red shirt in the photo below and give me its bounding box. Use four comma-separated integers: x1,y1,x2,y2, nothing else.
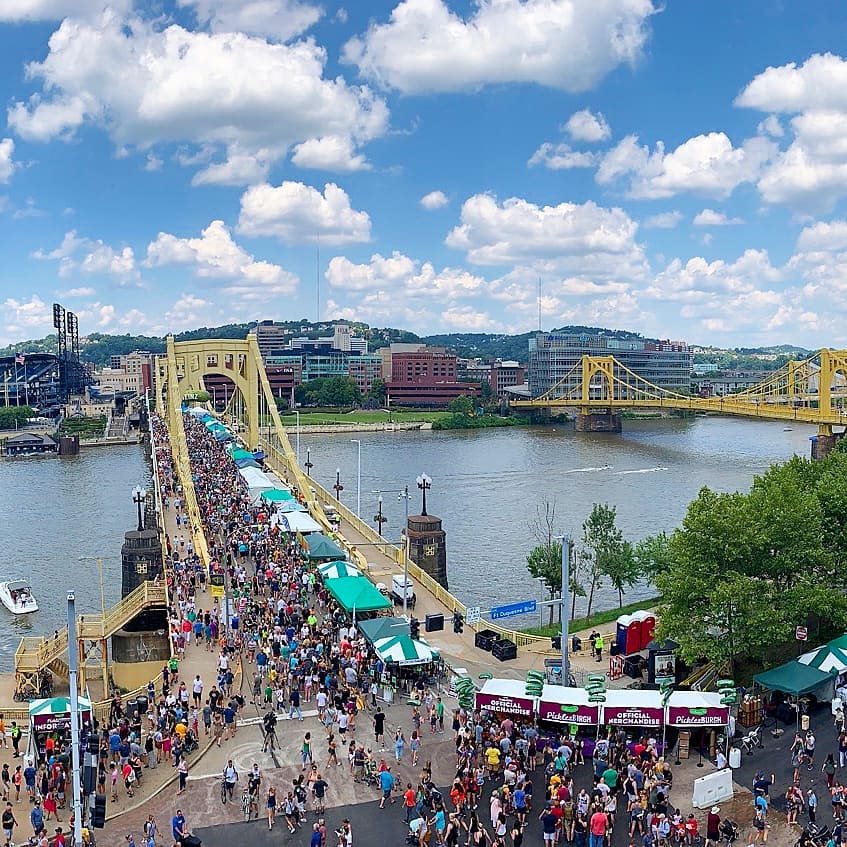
589,809,608,847
403,783,417,823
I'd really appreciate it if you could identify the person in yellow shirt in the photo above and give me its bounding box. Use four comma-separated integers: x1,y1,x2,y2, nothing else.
174,722,188,742
485,745,501,777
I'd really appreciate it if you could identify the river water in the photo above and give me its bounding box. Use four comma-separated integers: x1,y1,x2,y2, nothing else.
0,445,151,669
0,418,815,668
305,417,817,625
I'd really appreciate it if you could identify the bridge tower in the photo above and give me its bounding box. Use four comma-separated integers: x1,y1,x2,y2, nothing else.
575,356,621,432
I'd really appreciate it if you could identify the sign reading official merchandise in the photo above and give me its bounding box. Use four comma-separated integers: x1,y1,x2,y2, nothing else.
603,705,663,727
490,600,537,620
475,692,535,717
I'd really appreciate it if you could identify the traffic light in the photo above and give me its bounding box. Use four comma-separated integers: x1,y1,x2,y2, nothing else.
452,611,464,634
409,617,420,639
551,635,562,651
92,794,106,829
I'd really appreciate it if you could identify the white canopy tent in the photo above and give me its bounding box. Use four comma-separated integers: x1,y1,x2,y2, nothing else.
239,466,279,504
276,511,323,534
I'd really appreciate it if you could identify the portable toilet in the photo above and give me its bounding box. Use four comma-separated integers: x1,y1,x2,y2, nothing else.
633,610,655,650
616,615,632,654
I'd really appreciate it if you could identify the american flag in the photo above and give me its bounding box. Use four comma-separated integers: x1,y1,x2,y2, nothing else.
14,354,24,365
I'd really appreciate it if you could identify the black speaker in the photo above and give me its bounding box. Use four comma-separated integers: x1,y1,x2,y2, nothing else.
475,629,498,651
425,613,444,632
492,639,517,662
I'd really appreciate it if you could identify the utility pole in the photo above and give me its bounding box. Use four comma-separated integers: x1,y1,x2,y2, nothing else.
555,534,571,684
67,593,84,847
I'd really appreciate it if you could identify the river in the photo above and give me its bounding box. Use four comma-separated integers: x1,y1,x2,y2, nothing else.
305,417,817,626
0,444,151,669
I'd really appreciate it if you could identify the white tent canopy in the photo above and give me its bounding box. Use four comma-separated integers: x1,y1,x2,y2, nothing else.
276,511,322,534
239,466,278,504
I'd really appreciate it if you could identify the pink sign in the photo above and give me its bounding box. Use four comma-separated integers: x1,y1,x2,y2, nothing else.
666,706,729,727
603,705,663,727
538,701,599,725
475,692,535,717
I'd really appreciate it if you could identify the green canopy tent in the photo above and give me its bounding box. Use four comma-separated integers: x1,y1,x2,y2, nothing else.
304,534,347,561
373,634,439,666
317,560,363,580
261,489,295,504
359,616,409,644
324,576,391,614
231,449,254,462
754,660,836,696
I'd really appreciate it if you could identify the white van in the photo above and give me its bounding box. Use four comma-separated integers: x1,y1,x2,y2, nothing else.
391,574,416,608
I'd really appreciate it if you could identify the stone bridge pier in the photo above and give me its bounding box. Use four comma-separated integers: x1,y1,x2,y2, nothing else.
575,410,622,433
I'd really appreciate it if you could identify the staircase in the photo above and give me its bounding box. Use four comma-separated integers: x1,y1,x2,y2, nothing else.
14,581,168,681
106,415,126,437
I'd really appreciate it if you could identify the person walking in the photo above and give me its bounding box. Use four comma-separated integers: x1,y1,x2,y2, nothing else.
266,785,277,830
394,730,406,763
176,756,188,796
301,733,313,770
2,802,17,847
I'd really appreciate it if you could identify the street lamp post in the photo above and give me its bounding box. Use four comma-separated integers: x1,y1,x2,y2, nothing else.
373,495,387,536
416,473,431,516
304,446,314,476
293,410,301,466
131,485,147,532
399,485,412,618
555,534,571,684
350,439,361,517
333,468,344,502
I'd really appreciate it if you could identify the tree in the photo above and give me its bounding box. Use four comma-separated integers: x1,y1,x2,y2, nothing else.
0,405,34,429
447,395,474,416
580,503,629,619
294,377,361,408
633,532,672,581
603,539,640,608
365,378,386,406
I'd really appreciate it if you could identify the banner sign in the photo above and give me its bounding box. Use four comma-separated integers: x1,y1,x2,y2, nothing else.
666,706,729,727
475,692,535,717
538,701,599,725
32,711,92,733
603,705,663,727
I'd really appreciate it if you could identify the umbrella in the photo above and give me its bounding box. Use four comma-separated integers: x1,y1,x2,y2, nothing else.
317,560,363,580
373,635,439,666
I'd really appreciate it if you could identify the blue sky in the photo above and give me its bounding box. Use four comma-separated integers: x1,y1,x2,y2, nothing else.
3,1,847,349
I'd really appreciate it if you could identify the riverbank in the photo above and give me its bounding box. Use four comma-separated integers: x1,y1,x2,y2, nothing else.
522,596,660,638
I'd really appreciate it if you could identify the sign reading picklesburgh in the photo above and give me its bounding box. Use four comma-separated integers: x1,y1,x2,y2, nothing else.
666,705,730,727
475,692,535,717
538,701,600,725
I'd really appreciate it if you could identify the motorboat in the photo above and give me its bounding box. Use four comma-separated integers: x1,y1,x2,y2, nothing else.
0,580,39,615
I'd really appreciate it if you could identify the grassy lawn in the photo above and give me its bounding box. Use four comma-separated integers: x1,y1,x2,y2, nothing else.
278,410,450,425
523,595,660,637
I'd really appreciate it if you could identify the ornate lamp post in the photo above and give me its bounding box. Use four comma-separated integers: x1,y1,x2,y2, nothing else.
416,473,431,516
304,446,313,476
333,468,344,502
132,485,147,532
373,495,388,537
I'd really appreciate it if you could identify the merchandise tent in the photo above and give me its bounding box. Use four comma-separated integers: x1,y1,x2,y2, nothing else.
373,635,439,666
317,560,363,580
324,576,392,614
304,534,348,561
277,511,322,534
359,616,409,643
797,644,847,675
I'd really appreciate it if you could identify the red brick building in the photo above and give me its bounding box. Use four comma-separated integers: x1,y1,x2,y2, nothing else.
490,361,526,397
384,347,479,408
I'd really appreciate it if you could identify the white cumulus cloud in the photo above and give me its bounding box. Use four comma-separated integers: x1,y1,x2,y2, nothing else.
597,132,775,199
527,143,597,170
145,220,297,298
642,211,682,229
7,13,389,181
176,0,322,41
343,0,657,94
420,190,449,210
0,139,15,184
34,230,139,283
238,181,371,245
290,136,370,172
692,209,744,227
0,0,129,21
563,108,611,142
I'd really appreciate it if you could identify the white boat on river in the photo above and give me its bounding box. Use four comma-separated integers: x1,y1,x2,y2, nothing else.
0,580,38,615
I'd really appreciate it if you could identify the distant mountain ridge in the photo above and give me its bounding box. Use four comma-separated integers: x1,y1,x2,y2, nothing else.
0,320,812,368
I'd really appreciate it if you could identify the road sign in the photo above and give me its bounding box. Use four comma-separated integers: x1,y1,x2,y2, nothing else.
466,606,481,626
490,599,537,620
796,626,808,641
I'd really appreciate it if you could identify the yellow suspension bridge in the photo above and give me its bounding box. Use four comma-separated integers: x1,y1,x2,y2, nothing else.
510,349,847,455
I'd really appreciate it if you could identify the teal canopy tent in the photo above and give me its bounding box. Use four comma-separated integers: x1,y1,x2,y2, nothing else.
303,534,347,561
359,616,410,644
324,576,392,613
754,660,836,696
373,635,438,666
261,489,295,503
231,449,254,462
798,643,847,675
317,560,362,580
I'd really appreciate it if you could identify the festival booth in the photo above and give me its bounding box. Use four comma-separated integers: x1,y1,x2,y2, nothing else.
277,511,322,534
324,576,392,617
475,678,536,721
261,489,295,505
239,466,279,504
304,534,348,562
538,684,600,728
360,616,409,643
29,696,93,762
665,691,728,727
186,408,210,418
753,659,836,727
317,560,363,580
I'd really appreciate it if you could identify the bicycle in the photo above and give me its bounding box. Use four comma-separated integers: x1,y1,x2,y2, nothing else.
219,776,228,805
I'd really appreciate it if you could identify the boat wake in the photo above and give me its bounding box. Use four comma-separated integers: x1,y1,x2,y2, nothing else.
615,466,669,475
563,465,613,474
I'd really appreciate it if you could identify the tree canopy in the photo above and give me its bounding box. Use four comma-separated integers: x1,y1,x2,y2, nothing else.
294,377,362,408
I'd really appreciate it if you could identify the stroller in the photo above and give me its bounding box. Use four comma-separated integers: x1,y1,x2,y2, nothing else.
719,819,739,846
182,730,199,754
362,760,381,789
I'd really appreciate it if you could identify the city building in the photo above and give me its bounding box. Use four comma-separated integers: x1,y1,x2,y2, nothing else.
379,343,480,407
693,371,772,397
104,351,155,394
528,333,692,397
490,361,526,397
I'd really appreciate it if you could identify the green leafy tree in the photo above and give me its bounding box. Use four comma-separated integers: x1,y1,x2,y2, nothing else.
365,378,386,405
581,503,629,618
447,395,474,416
603,539,640,608
0,405,34,429
294,377,362,407
634,532,673,581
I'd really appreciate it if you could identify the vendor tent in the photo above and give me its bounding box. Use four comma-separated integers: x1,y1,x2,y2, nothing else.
359,616,409,643
754,660,836,696
231,449,254,462
239,466,278,504
275,500,306,513
278,511,322,533
187,407,210,418
213,430,234,442
261,489,294,504
304,534,347,561
317,560,363,580
29,695,93,731
234,457,261,469
798,644,847,675
374,634,438,666
324,576,391,613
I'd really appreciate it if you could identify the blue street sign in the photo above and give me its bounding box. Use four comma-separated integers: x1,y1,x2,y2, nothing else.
490,599,537,620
